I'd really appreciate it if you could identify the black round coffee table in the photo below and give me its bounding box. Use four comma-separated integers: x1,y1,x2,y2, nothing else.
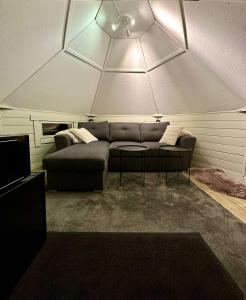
117,145,147,186
158,145,192,185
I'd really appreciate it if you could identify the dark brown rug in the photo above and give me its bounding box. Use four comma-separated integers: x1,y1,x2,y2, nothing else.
191,168,246,199
10,232,243,300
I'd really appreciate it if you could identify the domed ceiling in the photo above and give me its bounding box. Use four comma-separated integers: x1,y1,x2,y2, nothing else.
0,0,245,115
66,0,184,73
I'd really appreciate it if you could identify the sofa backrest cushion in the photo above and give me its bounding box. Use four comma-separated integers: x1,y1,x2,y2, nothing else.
140,122,170,142
78,121,109,141
110,122,140,142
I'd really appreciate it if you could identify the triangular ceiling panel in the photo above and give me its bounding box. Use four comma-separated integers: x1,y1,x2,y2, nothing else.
104,39,146,72
67,21,110,69
3,53,101,114
149,52,246,115
65,0,101,44
92,72,157,115
184,0,246,103
96,1,119,37
0,0,68,103
140,23,184,71
150,0,184,46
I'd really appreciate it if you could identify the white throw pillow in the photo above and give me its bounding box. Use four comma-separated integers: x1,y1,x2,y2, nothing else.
70,128,98,144
55,129,79,144
159,125,184,145
179,129,193,137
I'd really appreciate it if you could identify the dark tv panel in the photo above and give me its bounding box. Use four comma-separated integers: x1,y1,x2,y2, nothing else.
0,135,31,193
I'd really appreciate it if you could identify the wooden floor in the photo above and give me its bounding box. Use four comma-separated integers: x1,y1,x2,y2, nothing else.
188,175,246,224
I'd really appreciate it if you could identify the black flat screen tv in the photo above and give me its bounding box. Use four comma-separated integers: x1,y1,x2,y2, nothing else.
0,135,31,192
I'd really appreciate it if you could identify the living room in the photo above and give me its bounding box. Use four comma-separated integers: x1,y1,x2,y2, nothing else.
0,0,246,299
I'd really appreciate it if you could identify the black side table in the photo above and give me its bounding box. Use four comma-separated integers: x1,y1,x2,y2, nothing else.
158,145,192,185
117,145,147,186
0,172,46,299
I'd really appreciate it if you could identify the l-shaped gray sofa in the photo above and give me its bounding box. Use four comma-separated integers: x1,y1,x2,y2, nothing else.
43,122,196,190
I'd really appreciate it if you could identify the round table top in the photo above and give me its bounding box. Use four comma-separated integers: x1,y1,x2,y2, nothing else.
117,145,147,152
159,145,192,152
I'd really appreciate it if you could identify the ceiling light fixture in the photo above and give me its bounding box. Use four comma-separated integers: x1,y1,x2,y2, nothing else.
111,14,135,37
152,114,165,122
86,113,97,122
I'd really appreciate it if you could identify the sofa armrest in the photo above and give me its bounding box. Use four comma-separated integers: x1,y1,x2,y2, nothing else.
176,135,196,153
54,134,73,150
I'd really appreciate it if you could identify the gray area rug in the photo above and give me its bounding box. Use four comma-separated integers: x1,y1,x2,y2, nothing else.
46,172,246,295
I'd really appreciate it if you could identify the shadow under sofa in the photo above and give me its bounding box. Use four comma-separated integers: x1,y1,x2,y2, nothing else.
43,122,196,191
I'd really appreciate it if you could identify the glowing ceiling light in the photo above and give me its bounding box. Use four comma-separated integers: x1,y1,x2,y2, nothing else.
131,19,135,26
111,15,135,36
112,23,118,31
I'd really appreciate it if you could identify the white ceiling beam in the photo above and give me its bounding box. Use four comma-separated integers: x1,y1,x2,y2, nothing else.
155,20,185,50
95,1,104,19
104,69,146,74
179,0,189,49
138,38,159,113
90,71,103,115
148,0,157,21
62,0,71,49
147,49,186,72
65,49,103,71
112,0,121,16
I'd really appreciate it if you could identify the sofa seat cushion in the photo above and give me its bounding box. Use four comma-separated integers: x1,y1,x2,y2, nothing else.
140,122,170,142
142,142,165,157
43,141,109,171
109,141,143,157
110,122,140,142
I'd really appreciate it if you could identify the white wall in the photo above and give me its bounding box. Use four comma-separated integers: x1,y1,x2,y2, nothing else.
0,108,86,170
168,111,246,183
95,115,158,123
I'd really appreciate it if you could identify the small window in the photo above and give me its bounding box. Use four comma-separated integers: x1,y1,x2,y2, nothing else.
42,123,72,136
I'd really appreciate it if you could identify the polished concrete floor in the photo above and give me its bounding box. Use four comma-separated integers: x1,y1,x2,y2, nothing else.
46,173,246,295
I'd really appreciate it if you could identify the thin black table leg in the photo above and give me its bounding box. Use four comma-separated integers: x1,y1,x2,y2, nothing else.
140,152,143,178
178,151,180,177
142,152,145,187
188,151,191,186
120,151,122,186
165,164,168,185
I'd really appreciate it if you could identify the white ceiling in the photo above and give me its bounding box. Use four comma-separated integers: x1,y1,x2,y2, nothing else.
0,0,245,115
4,52,101,114
67,21,110,69
96,0,155,38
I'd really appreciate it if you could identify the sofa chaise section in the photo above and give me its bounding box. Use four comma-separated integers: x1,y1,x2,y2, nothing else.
43,141,109,191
